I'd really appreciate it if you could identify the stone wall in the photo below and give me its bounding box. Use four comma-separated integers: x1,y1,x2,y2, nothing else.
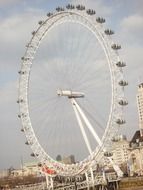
119,177,143,190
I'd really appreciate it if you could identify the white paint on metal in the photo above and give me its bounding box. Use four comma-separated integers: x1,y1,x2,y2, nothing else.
18,7,127,177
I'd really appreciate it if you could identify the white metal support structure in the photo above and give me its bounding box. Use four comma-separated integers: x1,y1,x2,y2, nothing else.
71,98,92,155
18,3,128,188
71,98,102,146
90,167,95,187
71,97,123,177
85,172,90,190
45,174,54,190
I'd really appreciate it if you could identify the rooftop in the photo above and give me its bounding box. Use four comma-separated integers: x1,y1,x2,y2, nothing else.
138,83,143,88
130,130,143,147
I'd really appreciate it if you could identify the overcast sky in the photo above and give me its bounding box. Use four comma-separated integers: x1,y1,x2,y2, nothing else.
0,0,143,170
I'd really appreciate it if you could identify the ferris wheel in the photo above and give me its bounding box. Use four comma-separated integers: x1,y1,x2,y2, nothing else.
18,4,128,178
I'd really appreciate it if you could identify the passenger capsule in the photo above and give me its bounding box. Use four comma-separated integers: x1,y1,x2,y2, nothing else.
17,99,24,103
25,141,30,145
38,20,44,25
96,17,105,23
18,113,26,118
26,44,34,48
31,153,38,157
56,7,64,12
111,44,121,50
18,114,21,118
60,7,65,11
104,151,113,157
118,100,128,106
31,153,35,157
76,5,85,10
47,12,53,17
66,4,70,9
56,7,60,12
21,57,30,61
86,9,96,15
111,137,120,142
119,80,128,86
25,141,33,145
18,71,26,75
32,31,36,35
116,119,126,125
26,44,29,47
38,163,42,167
21,128,24,132
66,4,75,9
104,29,114,35
116,61,126,67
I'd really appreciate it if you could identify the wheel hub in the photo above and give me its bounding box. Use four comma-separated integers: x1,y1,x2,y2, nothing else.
57,89,84,98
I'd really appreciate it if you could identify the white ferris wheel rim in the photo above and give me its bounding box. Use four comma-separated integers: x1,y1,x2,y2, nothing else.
18,7,126,176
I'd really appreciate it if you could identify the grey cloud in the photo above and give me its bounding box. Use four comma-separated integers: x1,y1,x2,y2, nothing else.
71,0,113,16
0,0,21,6
0,9,44,169
0,81,33,169
120,14,143,42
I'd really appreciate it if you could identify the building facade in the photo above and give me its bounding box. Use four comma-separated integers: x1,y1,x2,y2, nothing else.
137,83,143,136
112,135,129,166
0,170,9,178
10,162,41,177
62,155,75,164
128,130,143,176
126,84,143,176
